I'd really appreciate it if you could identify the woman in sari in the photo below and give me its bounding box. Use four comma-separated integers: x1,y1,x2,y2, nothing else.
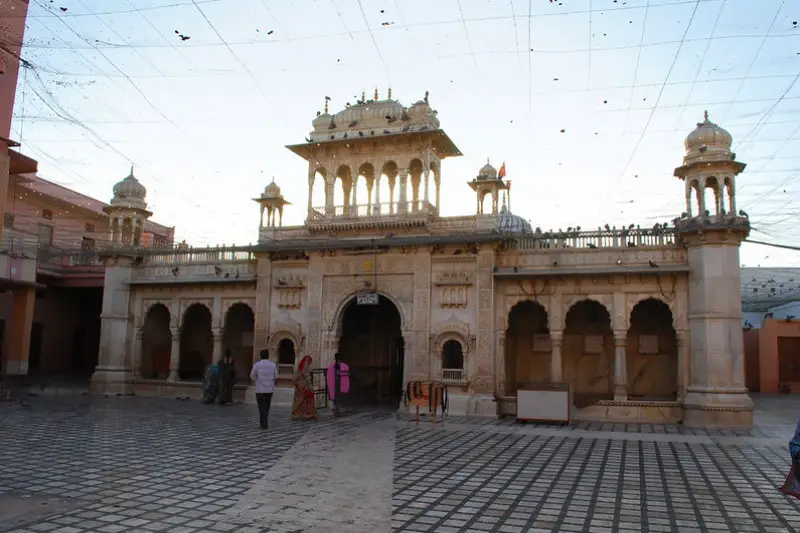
291,355,318,420
780,417,800,499
201,362,219,404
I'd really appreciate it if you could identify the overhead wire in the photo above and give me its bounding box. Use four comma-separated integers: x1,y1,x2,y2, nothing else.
595,0,701,219
355,0,389,78
673,0,726,128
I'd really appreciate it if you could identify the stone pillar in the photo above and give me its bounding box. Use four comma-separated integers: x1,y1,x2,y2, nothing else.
92,258,135,394
167,328,180,382
253,256,272,365
727,179,736,216
325,176,335,216
4,287,35,379
351,175,358,214
374,176,381,214
677,330,689,403
133,329,144,380
613,331,627,401
307,165,315,218
247,256,273,404
397,169,408,213
434,173,441,212
681,226,752,427
473,248,496,416
423,168,430,206
550,330,563,382
212,327,223,362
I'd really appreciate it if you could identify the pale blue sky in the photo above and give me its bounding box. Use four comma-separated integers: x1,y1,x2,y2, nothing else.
10,0,800,266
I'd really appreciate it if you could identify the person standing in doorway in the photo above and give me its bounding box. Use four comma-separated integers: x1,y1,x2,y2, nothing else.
250,349,277,429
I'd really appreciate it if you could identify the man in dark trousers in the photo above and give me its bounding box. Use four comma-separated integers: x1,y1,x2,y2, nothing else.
249,349,277,429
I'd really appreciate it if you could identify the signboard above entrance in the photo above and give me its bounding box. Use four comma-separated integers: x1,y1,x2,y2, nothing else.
357,293,379,305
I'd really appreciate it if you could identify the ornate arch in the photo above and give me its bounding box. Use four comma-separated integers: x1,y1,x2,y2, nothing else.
500,294,551,331
268,329,303,358
332,289,409,334
430,319,474,355
562,295,612,328
222,299,255,322
139,299,172,328
180,299,213,326
626,294,677,330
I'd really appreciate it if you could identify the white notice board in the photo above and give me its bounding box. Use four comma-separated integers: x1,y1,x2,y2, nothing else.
517,387,571,423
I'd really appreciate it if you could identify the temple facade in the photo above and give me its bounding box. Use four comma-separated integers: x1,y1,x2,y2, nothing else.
89,93,753,427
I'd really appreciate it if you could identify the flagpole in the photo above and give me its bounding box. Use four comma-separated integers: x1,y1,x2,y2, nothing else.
507,180,511,212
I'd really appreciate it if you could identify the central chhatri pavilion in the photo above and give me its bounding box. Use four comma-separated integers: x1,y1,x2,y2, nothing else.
90,90,753,427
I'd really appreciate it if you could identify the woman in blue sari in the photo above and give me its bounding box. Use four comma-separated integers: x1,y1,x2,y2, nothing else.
201,362,219,404
780,418,800,499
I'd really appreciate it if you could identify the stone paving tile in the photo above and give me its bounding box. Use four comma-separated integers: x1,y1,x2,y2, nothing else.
3,396,800,532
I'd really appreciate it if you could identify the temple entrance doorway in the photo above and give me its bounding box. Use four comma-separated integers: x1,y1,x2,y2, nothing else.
337,294,404,408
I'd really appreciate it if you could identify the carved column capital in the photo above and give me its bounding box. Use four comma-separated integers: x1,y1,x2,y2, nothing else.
550,329,564,344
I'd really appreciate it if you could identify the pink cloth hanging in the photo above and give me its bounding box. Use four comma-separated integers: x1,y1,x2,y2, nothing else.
327,362,350,400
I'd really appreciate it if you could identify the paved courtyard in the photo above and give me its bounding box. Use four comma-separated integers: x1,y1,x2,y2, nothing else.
2,395,800,533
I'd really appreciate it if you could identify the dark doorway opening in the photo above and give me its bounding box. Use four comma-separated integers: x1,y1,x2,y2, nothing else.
338,295,404,408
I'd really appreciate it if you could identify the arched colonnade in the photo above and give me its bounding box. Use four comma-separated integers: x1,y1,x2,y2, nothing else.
684,174,736,217
136,301,296,384
503,297,681,407
307,158,441,218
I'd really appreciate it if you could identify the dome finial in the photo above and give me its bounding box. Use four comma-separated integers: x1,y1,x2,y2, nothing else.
388,87,392,100
129,164,134,177
704,110,709,122
361,89,366,102
374,87,379,101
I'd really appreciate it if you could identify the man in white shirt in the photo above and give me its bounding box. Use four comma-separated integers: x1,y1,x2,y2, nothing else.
250,349,277,429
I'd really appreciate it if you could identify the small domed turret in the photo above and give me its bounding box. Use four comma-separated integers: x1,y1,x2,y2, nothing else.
263,181,281,199
683,110,733,164
477,161,498,181
110,167,147,210
104,166,152,247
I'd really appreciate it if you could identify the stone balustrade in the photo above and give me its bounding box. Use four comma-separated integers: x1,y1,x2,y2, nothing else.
509,227,678,251
145,246,256,265
309,200,438,220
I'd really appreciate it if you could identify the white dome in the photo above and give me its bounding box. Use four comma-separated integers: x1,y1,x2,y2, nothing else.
497,205,532,234
110,167,148,210
684,111,733,163
477,162,498,181
312,112,331,131
263,180,282,199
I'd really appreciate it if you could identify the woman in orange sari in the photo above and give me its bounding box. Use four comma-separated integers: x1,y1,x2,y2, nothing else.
291,355,318,420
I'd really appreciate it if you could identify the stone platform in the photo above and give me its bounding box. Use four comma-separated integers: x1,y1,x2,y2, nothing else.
1,395,800,532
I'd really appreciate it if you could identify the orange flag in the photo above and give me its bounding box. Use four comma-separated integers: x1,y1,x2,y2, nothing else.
498,162,507,178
